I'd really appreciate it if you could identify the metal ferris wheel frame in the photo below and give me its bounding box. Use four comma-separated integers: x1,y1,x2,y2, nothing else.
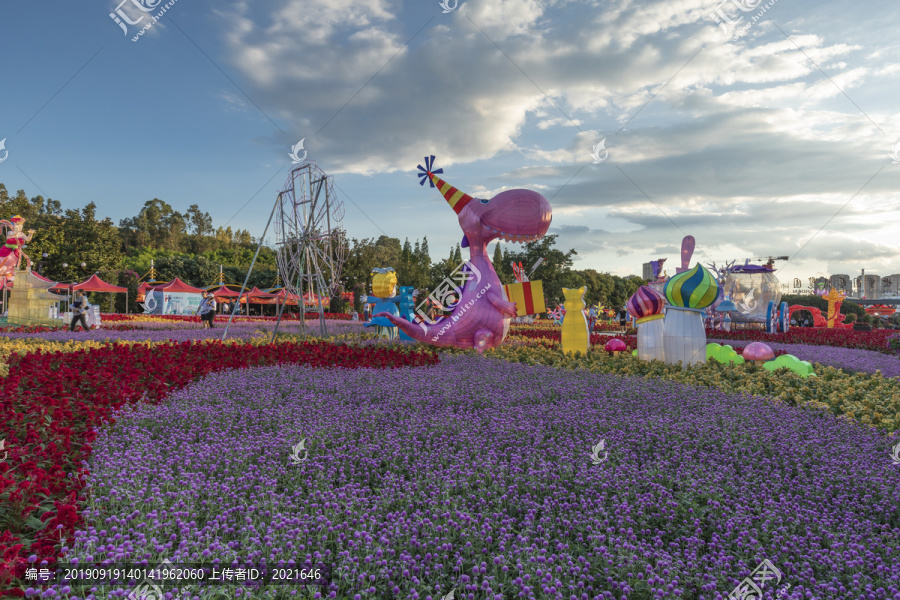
273,162,347,338
220,161,347,341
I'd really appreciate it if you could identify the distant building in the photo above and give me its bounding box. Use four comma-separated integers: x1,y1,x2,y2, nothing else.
642,262,655,281
862,274,882,299
831,274,851,293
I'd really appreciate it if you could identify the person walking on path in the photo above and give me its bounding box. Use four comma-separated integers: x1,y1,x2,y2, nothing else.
196,291,217,329
69,289,91,332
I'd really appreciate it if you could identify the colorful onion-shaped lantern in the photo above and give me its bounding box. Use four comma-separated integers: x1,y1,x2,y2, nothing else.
627,285,665,320
664,263,719,310
663,263,718,367
627,286,666,363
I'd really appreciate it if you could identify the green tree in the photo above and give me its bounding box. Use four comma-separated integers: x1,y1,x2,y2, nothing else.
343,237,378,294
116,269,141,314
373,235,402,270
119,199,186,252
184,205,213,253
154,254,219,287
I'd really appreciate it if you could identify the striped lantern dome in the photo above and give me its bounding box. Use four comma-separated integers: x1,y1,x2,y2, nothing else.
627,285,665,321
664,263,719,310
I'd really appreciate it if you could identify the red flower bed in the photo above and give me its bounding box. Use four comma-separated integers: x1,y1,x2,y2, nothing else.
0,341,437,595
0,325,67,334
597,335,638,352
101,312,352,322
706,328,898,353
592,322,634,332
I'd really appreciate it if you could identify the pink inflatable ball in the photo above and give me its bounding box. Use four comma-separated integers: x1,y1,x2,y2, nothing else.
604,338,627,356
743,342,775,365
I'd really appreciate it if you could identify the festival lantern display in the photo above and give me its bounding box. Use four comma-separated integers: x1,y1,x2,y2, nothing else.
627,285,666,362
364,268,400,340
396,286,417,342
0,215,35,286
663,263,719,367
504,260,546,319
560,287,589,356
675,236,695,274
375,156,552,351
547,305,565,325
824,288,846,328
743,342,775,366
715,299,737,332
503,279,546,318
604,338,627,357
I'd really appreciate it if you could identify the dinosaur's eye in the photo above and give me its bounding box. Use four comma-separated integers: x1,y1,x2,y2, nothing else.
480,198,490,204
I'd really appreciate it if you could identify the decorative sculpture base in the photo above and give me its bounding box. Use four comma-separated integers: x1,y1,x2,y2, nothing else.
662,306,707,368
6,268,66,327
636,314,666,362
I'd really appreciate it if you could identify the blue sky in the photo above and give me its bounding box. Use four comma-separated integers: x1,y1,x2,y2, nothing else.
1,0,899,289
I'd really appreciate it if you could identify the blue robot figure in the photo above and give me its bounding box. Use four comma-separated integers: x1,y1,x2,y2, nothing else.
396,286,418,342
364,268,401,340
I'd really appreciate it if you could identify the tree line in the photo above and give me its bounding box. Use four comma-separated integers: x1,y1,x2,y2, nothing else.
0,183,645,313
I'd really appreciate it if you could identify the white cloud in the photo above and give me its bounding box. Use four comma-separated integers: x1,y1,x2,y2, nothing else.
212,0,900,280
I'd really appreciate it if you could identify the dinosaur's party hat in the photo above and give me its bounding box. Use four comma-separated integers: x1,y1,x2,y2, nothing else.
417,156,473,215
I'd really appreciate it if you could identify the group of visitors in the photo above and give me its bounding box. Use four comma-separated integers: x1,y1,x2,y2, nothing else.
791,316,814,327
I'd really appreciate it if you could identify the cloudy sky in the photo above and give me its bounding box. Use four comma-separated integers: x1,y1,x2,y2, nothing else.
1,0,898,288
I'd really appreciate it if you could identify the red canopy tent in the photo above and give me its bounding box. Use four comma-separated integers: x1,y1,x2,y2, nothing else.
73,274,127,293
152,277,205,294
48,274,130,314
266,288,302,306
236,287,276,316
208,285,241,298
238,287,277,303
302,291,329,307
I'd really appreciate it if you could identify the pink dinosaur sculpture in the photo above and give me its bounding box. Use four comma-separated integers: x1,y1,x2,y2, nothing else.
376,157,551,352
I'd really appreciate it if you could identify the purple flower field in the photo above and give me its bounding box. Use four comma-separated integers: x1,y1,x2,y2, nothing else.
50,356,900,600
707,338,900,378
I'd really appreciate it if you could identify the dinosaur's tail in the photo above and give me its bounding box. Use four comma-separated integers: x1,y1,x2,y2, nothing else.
373,312,454,345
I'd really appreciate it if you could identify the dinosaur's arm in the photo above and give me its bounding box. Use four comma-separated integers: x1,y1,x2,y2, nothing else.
487,288,518,317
